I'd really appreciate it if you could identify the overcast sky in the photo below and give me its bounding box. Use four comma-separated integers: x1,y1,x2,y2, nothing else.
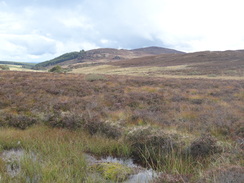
1,0,244,62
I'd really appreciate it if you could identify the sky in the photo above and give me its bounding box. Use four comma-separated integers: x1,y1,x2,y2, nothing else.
1,0,244,62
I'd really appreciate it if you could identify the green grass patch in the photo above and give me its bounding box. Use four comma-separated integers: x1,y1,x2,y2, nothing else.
0,126,131,182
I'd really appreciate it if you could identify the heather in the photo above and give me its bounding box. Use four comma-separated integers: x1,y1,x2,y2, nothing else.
0,71,243,182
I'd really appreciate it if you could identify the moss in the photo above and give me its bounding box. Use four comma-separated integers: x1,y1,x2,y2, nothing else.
92,162,132,182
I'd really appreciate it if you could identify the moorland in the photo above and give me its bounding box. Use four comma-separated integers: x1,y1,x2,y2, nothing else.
0,47,243,183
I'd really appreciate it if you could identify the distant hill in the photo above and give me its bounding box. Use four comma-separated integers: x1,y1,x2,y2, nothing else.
33,52,81,69
33,47,184,69
0,61,35,66
132,46,184,54
0,61,36,69
109,50,244,76
110,50,244,67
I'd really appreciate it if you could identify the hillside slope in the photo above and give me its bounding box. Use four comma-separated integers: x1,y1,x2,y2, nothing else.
108,50,244,75
111,50,244,67
33,52,81,69
70,49,244,79
34,46,183,69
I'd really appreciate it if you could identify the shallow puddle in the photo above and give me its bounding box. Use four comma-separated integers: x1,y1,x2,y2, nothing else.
85,153,158,183
1,149,37,178
1,149,25,177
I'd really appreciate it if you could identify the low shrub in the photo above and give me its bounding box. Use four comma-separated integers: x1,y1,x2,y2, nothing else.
48,112,83,129
4,114,38,130
197,165,244,183
236,138,244,150
85,74,107,82
235,126,244,138
125,126,179,166
190,98,204,105
186,134,222,158
48,65,67,73
53,102,72,111
0,65,10,70
152,173,192,183
97,121,122,139
84,119,122,139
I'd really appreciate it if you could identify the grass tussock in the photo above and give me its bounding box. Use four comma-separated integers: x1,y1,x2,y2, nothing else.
0,126,130,182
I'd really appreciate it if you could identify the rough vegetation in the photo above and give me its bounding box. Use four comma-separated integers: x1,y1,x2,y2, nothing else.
110,50,244,77
152,173,191,183
186,134,222,158
198,166,244,183
125,126,179,167
0,65,10,70
48,65,66,73
0,70,243,182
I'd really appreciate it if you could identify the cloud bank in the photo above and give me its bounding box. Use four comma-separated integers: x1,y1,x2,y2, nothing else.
1,0,244,62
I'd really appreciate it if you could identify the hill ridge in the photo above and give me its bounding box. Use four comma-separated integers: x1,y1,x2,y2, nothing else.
33,46,184,69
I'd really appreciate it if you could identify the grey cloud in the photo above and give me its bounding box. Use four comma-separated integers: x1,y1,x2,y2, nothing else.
2,0,243,62
0,0,169,62
0,0,191,62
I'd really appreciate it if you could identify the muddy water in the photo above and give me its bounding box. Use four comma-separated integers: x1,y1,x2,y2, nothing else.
85,154,158,183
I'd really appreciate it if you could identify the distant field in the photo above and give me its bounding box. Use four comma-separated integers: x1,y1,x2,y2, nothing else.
2,61,243,80
0,64,45,72
71,64,244,80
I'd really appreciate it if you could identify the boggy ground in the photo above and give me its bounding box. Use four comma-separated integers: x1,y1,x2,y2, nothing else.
0,71,243,182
